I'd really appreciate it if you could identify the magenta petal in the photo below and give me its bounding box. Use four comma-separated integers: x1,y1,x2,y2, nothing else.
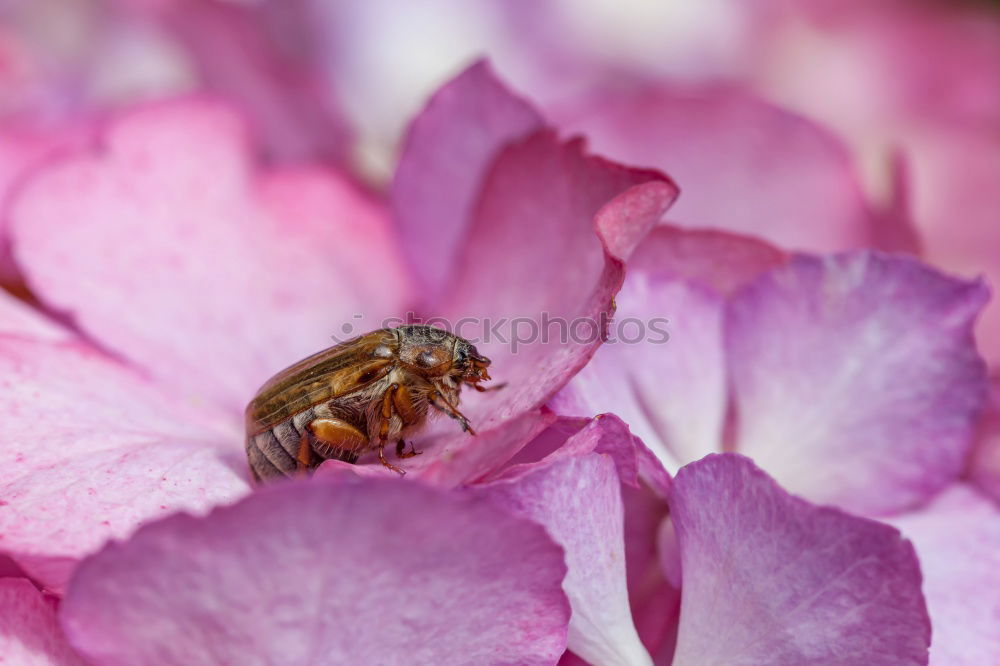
728,252,989,515
437,131,677,431
61,478,570,666
10,99,410,415
670,454,930,666
0,578,85,666
890,485,1000,666
0,337,247,589
554,86,871,252
392,60,544,301
475,453,651,666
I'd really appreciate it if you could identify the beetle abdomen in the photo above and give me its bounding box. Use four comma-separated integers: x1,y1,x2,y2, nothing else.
245,406,364,481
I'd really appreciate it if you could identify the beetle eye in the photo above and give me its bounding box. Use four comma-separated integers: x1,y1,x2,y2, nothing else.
417,351,439,367
455,348,469,365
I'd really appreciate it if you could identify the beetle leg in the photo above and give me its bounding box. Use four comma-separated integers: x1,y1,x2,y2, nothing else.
430,389,476,436
471,381,507,393
376,384,406,475
396,438,422,459
295,432,312,472
306,418,369,468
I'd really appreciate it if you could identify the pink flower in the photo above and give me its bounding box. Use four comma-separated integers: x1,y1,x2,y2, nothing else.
0,4,997,663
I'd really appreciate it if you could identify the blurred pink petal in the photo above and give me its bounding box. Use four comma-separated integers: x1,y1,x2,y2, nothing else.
890,485,1000,666
0,123,91,282
62,477,571,666
154,0,351,163
10,98,410,416
0,337,247,589
0,288,71,341
475,451,650,665
0,578,85,666
969,378,1000,504
392,60,544,301
669,453,930,666
905,128,1000,366
728,252,989,515
553,85,872,252
435,130,677,431
627,225,787,296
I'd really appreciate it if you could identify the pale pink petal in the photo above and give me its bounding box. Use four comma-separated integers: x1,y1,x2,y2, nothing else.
892,484,1000,666
0,288,71,341
0,337,247,589
889,485,1000,666
0,578,85,666
10,98,410,416
728,252,989,515
475,453,651,666
553,85,872,252
391,60,544,302
62,478,570,666
670,453,930,666
552,272,726,474
434,131,677,432
553,225,785,474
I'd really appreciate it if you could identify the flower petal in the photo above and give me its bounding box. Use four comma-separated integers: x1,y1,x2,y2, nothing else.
553,85,872,252
10,98,410,416
0,288,71,341
434,130,677,431
552,225,785,474
889,485,1000,666
0,578,85,666
392,60,544,302
154,0,352,163
728,252,989,515
669,453,930,666
0,337,247,589
969,378,1000,504
61,477,570,666
552,269,726,474
475,453,651,666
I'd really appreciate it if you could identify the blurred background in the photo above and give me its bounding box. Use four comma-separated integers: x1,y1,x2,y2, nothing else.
1,0,998,357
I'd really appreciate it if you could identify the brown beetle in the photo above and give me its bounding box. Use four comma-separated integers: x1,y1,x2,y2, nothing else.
245,325,494,481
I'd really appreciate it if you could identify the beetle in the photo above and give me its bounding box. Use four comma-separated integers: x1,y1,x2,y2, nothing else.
245,325,494,481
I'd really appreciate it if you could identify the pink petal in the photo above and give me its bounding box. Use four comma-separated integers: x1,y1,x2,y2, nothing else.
61,477,570,666
10,98,410,416
669,453,930,666
0,288,71,341
154,0,352,163
0,123,92,282
0,337,247,589
905,127,1000,367
0,578,85,666
552,85,872,252
552,269,727,474
552,225,786,474
434,131,677,431
969,378,1000,504
728,252,989,515
627,225,788,296
475,453,651,666
889,485,1000,666
392,60,544,302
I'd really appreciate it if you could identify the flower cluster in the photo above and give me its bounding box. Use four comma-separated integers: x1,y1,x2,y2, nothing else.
0,2,998,665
